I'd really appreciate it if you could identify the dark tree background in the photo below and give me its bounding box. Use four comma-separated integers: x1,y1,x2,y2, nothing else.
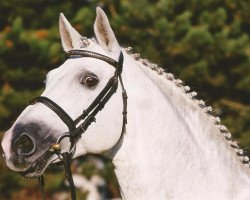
0,0,249,199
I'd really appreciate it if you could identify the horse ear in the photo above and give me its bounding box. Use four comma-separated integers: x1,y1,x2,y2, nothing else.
59,13,82,52
94,7,120,55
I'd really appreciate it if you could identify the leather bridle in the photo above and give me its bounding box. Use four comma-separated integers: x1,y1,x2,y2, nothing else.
30,49,127,200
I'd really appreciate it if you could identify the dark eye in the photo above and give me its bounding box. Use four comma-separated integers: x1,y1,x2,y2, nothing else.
81,74,99,87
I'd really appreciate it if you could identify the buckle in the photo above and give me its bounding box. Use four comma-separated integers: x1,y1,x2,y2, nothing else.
50,133,76,159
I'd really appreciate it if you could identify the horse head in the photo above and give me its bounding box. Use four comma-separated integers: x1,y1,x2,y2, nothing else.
1,8,125,178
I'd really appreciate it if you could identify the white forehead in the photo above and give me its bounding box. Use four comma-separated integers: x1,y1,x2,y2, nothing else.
51,57,114,74
46,55,115,86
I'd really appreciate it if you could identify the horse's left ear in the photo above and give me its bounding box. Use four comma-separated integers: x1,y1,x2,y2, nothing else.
94,7,120,55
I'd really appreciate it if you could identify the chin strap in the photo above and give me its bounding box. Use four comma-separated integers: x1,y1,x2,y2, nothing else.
38,175,46,200
63,152,76,200
38,152,76,200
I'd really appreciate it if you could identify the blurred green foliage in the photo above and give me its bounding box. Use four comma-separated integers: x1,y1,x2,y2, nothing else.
0,0,250,199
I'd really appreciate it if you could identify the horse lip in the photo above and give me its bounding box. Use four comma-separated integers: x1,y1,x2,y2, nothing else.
21,162,37,174
19,150,53,177
19,162,40,177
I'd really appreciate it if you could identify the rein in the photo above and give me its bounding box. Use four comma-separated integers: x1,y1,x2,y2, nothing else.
30,49,127,200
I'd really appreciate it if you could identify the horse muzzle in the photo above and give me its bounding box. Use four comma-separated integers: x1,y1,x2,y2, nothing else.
1,123,57,177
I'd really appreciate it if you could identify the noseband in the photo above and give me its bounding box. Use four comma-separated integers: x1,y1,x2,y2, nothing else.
30,49,127,200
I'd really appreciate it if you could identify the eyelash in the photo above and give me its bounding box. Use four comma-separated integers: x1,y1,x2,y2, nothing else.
80,74,99,87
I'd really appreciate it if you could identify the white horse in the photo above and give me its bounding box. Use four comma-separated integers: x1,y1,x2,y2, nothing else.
2,7,250,200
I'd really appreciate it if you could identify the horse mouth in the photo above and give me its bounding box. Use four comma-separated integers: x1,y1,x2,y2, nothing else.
19,151,53,178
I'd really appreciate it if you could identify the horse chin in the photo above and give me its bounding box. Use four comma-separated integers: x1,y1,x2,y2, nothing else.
19,152,54,178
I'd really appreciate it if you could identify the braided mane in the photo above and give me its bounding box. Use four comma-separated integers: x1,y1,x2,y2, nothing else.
124,46,250,168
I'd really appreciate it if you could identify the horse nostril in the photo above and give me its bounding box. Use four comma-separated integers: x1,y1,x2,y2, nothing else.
14,133,35,156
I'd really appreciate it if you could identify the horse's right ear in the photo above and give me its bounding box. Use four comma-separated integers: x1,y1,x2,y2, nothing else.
59,13,82,52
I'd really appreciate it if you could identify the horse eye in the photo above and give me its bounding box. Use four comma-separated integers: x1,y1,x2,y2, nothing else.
81,74,99,87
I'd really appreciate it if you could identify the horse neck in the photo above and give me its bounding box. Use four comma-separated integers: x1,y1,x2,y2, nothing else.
110,51,250,200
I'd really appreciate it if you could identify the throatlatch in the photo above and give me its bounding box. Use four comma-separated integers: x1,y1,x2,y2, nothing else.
30,50,127,200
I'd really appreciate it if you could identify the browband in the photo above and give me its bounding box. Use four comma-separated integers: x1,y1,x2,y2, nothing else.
65,50,124,71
